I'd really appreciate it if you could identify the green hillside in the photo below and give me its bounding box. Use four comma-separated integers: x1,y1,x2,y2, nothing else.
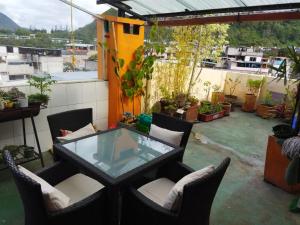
0,12,20,31
228,21,300,47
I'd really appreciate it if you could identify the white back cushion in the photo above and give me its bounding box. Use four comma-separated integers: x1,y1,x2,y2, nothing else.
57,123,96,141
163,165,215,212
149,124,184,146
18,166,70,211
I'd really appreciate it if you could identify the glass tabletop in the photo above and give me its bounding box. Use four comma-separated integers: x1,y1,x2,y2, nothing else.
62,128,175,178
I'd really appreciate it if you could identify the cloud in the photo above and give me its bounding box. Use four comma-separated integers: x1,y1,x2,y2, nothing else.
1,0,110,30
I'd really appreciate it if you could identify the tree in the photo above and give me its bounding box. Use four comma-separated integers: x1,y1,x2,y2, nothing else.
171,25,229,96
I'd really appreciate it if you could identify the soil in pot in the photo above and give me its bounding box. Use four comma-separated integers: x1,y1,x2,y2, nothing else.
211,92,225,104
256,104,275,119
242,94,257,112
222,102,232,116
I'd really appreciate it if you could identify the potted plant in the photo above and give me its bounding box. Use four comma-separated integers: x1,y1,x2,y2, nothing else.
225,77,241,111
7,87,27,108
211,85,225,104
184,96,199,122
256,90,275,118
174,93,186,108
242,78,265,112
164,104,177,117
198,101,224,122
203,81,212,101
28,73,56,108
221,102,232,116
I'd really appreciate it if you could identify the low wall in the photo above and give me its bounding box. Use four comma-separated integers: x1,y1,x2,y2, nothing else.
0,80,108,152
150,66,296,106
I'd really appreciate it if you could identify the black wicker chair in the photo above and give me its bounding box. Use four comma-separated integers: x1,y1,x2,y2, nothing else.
47,108,93,143
121,158,231,225
3,151,107,225
152,113,193,160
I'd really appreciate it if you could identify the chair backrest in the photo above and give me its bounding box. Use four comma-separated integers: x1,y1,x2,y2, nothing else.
3,151,48,225
178,158,231,225
47,108,93,142
152,113,193,149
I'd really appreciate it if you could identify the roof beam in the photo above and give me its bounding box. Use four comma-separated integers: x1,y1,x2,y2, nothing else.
157,11,300,26
96,0,147,21
145,3,300,18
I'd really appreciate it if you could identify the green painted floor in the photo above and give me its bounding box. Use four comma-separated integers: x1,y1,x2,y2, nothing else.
0,109,299,225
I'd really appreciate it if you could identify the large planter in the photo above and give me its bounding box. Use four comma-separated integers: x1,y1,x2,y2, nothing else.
242,94,257,112
198,111,225,122
211,92,225,104
222,102,231,116
256,104,275,118
225,95,238,111
184,105,198,122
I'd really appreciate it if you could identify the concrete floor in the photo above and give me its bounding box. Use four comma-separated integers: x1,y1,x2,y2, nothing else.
0,109,299,225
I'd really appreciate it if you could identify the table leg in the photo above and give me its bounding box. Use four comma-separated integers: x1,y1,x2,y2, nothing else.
22,118,26,146
31,116,44,167
109,186,121,225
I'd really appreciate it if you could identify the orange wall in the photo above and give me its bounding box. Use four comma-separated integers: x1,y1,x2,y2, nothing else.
97,16,145,127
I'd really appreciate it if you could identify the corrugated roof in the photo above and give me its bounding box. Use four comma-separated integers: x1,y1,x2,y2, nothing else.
97,0,300,19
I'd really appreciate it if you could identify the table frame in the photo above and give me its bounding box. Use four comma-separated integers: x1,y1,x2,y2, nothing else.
54,127,183,225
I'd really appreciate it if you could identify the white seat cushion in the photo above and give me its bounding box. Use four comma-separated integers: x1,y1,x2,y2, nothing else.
55,173,104,205
163,165,215,212
149,124,184,146
18,166,70,211
57,123,96,142
138,178,175,207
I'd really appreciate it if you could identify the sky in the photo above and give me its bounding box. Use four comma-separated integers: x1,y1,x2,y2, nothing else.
0,0,111,30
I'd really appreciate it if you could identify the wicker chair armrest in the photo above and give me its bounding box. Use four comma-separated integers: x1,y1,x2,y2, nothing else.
36,161,79,186
158,161,194,182
127,187,178,223
48,189,106,225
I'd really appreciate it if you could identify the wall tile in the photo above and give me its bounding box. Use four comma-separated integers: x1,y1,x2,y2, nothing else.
48,84,67,107
0,122,14,140
96,100,108,120
82,82,96,103
66,83,83,105
96,82,108,101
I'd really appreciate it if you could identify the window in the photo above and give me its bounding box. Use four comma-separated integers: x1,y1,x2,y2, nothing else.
250,57,256,62
6,46,13,53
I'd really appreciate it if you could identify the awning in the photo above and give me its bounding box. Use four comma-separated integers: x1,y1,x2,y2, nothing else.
97,0,300,25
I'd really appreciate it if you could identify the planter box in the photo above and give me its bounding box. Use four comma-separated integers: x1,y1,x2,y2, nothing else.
242,94,257,112
211,92,225,104
198,111,225,122
256,104,275,118
184,105,199,122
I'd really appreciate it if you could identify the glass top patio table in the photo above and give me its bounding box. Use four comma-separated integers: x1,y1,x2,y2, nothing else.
60,128,177,179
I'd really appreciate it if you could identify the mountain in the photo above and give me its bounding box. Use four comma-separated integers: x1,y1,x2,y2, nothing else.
0,12,20,31
228,21,300,47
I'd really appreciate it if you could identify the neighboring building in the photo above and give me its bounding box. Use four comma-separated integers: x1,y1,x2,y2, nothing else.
62,43,97,70
223,47,269,73
0,45,63,80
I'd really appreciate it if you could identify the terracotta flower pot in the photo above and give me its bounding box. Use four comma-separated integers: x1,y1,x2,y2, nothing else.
211,92,225,104
198,111,225,122
256,104,275,118
222,102,232,116
242,94,257,112
184,105,198,122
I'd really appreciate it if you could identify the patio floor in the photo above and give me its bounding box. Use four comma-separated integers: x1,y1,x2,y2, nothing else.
0,109,299,225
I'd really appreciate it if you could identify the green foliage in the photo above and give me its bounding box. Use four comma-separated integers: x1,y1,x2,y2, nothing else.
88,53,98,61
228,21,300,47
198,102,223,114
28,93,50,105
63,62,75,72
246,78,265,95
263,90,273,106
270,46,300,88
28,74,56,105
212,85,221,92
225,77,241,96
